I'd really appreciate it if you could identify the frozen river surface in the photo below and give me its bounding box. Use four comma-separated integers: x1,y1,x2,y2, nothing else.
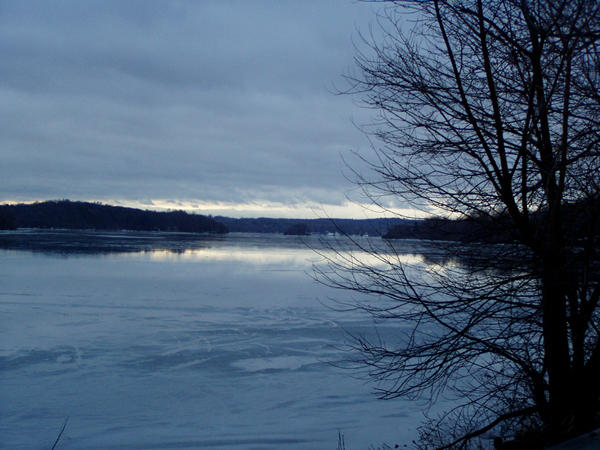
0,231,433,449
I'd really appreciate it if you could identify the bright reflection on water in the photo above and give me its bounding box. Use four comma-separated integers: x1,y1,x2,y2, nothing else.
144,246,321,266
0,231,450,449
143,246,426,268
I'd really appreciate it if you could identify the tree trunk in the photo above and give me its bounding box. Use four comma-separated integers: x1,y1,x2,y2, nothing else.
541,211,572,434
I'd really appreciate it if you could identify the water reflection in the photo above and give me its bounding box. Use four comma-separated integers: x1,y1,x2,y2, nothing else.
143,246,428,268
144,246,319,267
0,229,433,268
0,229,217,255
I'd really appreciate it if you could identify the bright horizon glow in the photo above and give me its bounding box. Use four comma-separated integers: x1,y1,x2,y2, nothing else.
0,198,434,220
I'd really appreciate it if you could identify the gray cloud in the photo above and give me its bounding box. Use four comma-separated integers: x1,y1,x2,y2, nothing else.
0,0,386,216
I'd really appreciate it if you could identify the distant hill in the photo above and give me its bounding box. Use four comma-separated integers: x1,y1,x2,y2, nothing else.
0,200,411,236
0,199,525,242
382,216,511,243
0,200,228,234
214,216,409,236
383,198,600,243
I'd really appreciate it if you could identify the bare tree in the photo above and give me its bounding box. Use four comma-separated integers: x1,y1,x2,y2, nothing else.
318,0,600,447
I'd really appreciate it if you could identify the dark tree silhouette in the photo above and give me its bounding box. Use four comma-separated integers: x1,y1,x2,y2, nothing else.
317,0,600,447
0,208,17,230
283,223,310,235
2,200,228,234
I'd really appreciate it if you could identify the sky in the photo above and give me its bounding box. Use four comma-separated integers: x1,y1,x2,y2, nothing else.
0,0,418,218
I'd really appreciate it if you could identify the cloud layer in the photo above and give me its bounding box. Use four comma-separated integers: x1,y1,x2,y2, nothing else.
0,0,403,217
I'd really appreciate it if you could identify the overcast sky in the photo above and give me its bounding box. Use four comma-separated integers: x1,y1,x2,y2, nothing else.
1,0,414,218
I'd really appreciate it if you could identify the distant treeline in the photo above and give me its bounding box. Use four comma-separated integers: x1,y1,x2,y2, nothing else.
383,198,599,243
0,200,409,236
7,199,594,242
0,200,228,234
214,216,408,236
383,216,512,242
0,200,515,240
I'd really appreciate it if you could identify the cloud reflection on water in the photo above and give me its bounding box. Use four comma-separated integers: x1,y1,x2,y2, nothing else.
141,245,428,269
144,246,319,267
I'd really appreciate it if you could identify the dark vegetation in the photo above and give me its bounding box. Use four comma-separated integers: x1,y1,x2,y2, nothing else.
5,200,595,246
0,200,409,236
384,200,600,244
283,223,310,236
0,200,228,233
0,208,17,230
216,215,407,236
383,215,513,242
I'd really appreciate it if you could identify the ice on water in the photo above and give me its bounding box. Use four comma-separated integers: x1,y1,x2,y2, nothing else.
0,231,428,449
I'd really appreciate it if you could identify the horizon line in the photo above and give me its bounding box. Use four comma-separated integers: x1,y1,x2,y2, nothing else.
1,198,431,220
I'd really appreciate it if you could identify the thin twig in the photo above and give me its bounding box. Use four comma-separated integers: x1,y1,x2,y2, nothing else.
51,416,69,450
